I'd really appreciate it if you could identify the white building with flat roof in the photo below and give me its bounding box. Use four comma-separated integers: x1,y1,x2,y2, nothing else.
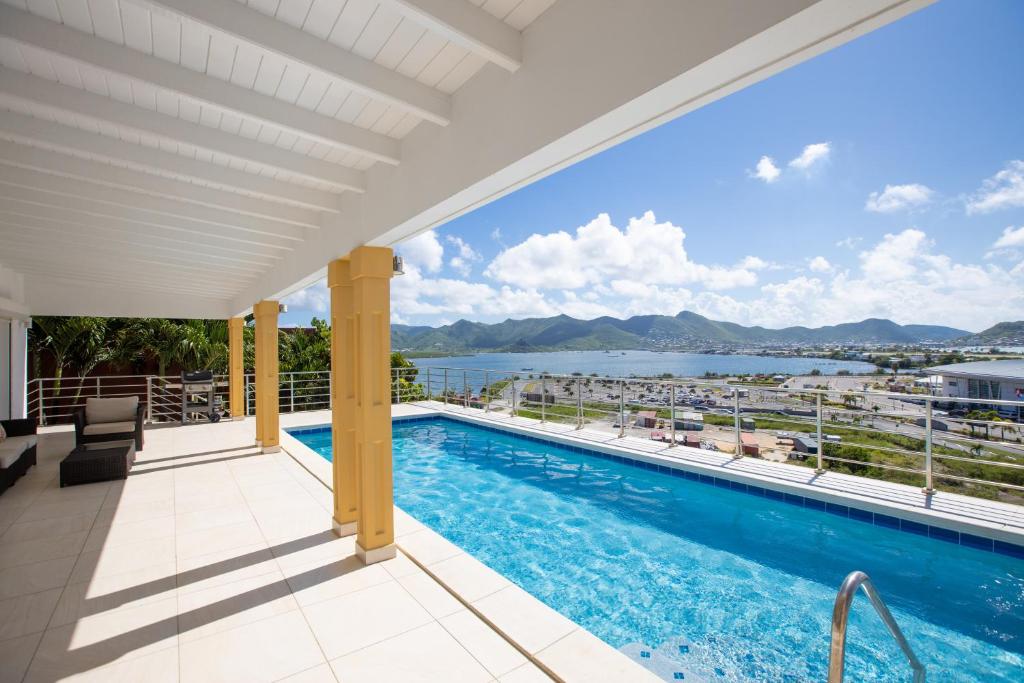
926,360,1024,417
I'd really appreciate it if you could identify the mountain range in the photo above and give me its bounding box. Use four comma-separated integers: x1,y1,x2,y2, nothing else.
391,311,978,353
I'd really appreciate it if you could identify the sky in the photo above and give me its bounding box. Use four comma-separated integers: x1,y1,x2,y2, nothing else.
283,0,1024,333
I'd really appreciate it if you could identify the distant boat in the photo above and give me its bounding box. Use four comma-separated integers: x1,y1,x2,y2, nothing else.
521,367,533,371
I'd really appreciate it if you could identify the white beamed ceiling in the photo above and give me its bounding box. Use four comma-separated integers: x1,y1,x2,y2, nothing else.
0,0,932,318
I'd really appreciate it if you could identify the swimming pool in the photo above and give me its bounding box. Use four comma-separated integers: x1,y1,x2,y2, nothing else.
291,417,1024,682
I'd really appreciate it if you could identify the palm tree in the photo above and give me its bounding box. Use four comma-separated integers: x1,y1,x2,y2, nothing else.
32,316,107,392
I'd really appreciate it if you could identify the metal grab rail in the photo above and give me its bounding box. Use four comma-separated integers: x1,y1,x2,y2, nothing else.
828,571,925,683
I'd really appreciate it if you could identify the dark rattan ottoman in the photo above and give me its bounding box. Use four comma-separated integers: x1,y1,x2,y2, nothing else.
60,440,136,487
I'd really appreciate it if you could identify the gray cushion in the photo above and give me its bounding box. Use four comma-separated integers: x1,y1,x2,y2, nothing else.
85,397,139,424
0,436,34,468
83,421,136,436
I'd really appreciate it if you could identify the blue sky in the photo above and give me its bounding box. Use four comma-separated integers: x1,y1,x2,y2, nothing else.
284,0,1024,333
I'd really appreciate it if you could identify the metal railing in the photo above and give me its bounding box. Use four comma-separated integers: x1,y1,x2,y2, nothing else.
828,570,925,683
392,366,1024,504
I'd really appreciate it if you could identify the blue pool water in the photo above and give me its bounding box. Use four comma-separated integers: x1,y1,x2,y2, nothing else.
293,418,1024,682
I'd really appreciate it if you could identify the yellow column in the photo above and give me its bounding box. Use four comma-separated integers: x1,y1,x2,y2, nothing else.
254,300,280,453
228,317,245,420
328,258,358,537
351,246,396,564
254,310,263,446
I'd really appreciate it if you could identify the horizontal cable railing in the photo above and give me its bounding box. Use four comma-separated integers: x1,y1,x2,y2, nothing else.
25,365,1024,503
394,366,1024,505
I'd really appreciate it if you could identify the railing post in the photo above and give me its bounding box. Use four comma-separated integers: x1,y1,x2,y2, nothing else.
669,382,676,447
395,369,401,404
484,371,490,413
511,376,517,417
618,380,625,438
95,376,100,397
146,376,153,423
923,397,934,495
816,392,824,472
289,374,295,413
733,388,742,459
576,377,583,429
540,376,547,423
443,368,448,406
38,379,45,426
425,367,431,401
464,371,469,409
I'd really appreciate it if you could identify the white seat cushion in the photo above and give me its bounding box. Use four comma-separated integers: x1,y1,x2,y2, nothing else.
0,435,34,468
83,421,136,436
85,397,139,424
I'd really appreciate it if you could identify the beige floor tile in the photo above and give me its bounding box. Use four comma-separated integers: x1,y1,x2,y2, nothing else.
50,561,178,628
499,662,553,683
175,543,280,596
0,587,62,641
535,629,661,682
283,555,392,607
394,508,426,538
175,504,253,535
70,536,177,583
83,515,176,552
43,645,180,683
0,514,95,545
33,481,111,505
0,631,43,682
175,520,267,560
101,481,176,510
0,530,89,570
302,580,434,659
174,489,247,513
15,497,103,524
329,622,492,683
397,529,464,566
26,596,178,682
250,504,329,543
270,530,356,571
472,586,578,655
179,610,325,683
94,497,175,526
427,554,511,603
278,663,338,683
239,478,311,503
0,556,77,600
378,551,421,580
439,609,529,678
396,572,466,619
176,570,298,643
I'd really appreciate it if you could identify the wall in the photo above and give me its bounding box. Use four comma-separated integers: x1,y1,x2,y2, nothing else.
0,265,28,420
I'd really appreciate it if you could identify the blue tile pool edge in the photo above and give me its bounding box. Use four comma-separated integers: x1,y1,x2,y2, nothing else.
286,414,1024,560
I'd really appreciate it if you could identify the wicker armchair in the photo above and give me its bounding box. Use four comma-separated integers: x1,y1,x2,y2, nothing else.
73,397,145,451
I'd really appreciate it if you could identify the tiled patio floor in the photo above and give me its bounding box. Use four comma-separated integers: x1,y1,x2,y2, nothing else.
0,417,552,683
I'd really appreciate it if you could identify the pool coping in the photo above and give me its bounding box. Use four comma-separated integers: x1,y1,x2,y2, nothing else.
278,410,662,683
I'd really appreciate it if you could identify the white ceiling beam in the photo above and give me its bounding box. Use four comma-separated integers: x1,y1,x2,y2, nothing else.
139,0,451,126
0,221,267,272
0,111,340,212
381,0,522,72
0,208,284,262
0,68,366,193
0,4,401,166
0,139,320,228
16,267,238,300
0,165,311,240
22,274,232,318
0,195,297,252
4,251,248,293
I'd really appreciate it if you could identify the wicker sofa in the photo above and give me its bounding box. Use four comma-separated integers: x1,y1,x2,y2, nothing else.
0,418,38,494
73,397,145,451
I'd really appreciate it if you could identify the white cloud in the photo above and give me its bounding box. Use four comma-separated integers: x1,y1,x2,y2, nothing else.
446,235,482,276
865,183,934,213
966,160,1024,214
788,142,831,170
484,211,761,292
992,225,1024,249
835,236,862,249
751,156,780,183
808,256,832,272
398,229,444,273
283,280,328,314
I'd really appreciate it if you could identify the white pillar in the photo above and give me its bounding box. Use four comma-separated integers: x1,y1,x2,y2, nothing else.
10,318,27,419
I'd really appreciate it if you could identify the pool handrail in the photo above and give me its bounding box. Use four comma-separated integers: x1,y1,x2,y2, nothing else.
828,570,926,683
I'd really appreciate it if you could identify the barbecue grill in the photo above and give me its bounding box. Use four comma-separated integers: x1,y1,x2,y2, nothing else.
181,370,221,424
